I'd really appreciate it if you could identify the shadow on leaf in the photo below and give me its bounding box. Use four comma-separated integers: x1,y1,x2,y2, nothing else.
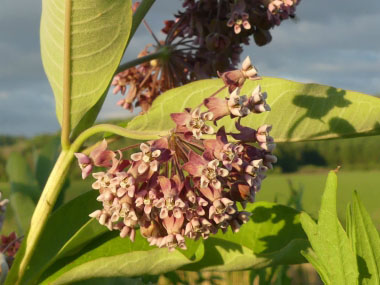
287,87,352,139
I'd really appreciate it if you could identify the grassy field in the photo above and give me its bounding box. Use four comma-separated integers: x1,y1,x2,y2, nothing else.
257,169,380,229
1,169,379,235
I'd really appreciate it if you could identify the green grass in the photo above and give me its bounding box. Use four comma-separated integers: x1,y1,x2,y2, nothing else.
257,169,380,229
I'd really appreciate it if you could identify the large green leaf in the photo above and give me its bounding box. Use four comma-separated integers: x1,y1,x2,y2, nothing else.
37,201,308,284
300,171,359,284
348,191,380,285
40,234,204,285
5,153,40,233
183,202,309,271
126,78,380,142
5,190,102,285
40,0,132,130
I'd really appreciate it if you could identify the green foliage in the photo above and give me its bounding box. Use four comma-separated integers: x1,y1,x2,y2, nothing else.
347,192,380,284
301,171,380,284
126,78,380,142
184,202,308,272
6,194,308,284
40,0,133,131
5,191,103,285
5,153,40,233
300,171,359,284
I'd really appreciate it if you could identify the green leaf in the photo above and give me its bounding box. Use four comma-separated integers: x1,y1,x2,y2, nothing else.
5,190,102,285
183,202,309,271
300,171,359,284
70,90,108,140
349,191,380,285
126,78,380,142
35,136,60,190
40,234,204,285
40,0,133,130
37,202,304,283
5,153,40,233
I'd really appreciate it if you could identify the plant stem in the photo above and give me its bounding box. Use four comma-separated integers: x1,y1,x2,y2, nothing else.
115,46,169,74
61,0,72,150
17,151,73,284
128,0,156,46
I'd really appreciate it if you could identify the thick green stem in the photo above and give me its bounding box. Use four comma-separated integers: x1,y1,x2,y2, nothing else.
129,0,155,45
17,150,74,284
115,46,169,74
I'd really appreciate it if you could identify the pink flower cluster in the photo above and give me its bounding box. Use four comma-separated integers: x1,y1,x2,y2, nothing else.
77,61,276,251
112,0,301,113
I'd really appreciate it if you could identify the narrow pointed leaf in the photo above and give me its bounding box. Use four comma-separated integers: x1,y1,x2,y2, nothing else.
126,78,380,142
350,191,380,285
41,0,133,130
301,248,330,284
300,171,359,284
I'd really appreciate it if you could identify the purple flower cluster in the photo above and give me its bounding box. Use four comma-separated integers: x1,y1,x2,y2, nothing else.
76,60,277,251
112,0,301,113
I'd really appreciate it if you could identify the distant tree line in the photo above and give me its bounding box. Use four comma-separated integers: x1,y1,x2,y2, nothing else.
276,136,380,172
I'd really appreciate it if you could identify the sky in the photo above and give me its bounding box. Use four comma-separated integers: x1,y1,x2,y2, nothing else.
0,0,379,136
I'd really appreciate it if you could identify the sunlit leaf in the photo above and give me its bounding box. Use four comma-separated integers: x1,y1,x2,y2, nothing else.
184,202,309,271
348,191,380,285
126,78,380,142
300,171,359,284
41,0,133,130
40,234,204,285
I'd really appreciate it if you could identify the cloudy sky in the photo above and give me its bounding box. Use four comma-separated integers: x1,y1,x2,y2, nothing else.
1,0,379,136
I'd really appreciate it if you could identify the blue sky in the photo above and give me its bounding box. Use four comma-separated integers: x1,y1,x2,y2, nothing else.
1,0,379,136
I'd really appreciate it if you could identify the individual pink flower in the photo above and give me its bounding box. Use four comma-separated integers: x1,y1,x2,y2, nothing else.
209,198,236,224
171,108,214,139
110,172,136,198
91,172,115,191
74,140,116,179
218,56,260,93
135,187,160,217
162,215,187,251
74,153,93,179
256,125,276,151
130,138,171,175
204,127,243,170
227,88,251,117
155,175,186,219
247,85,271,113
111,74,128,95
185,217,215,240
227,0,251,34
244,159,268,191
183,151,228,190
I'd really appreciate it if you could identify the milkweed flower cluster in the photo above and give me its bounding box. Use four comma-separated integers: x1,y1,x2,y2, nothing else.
76,59,277,251
112,0,300,112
